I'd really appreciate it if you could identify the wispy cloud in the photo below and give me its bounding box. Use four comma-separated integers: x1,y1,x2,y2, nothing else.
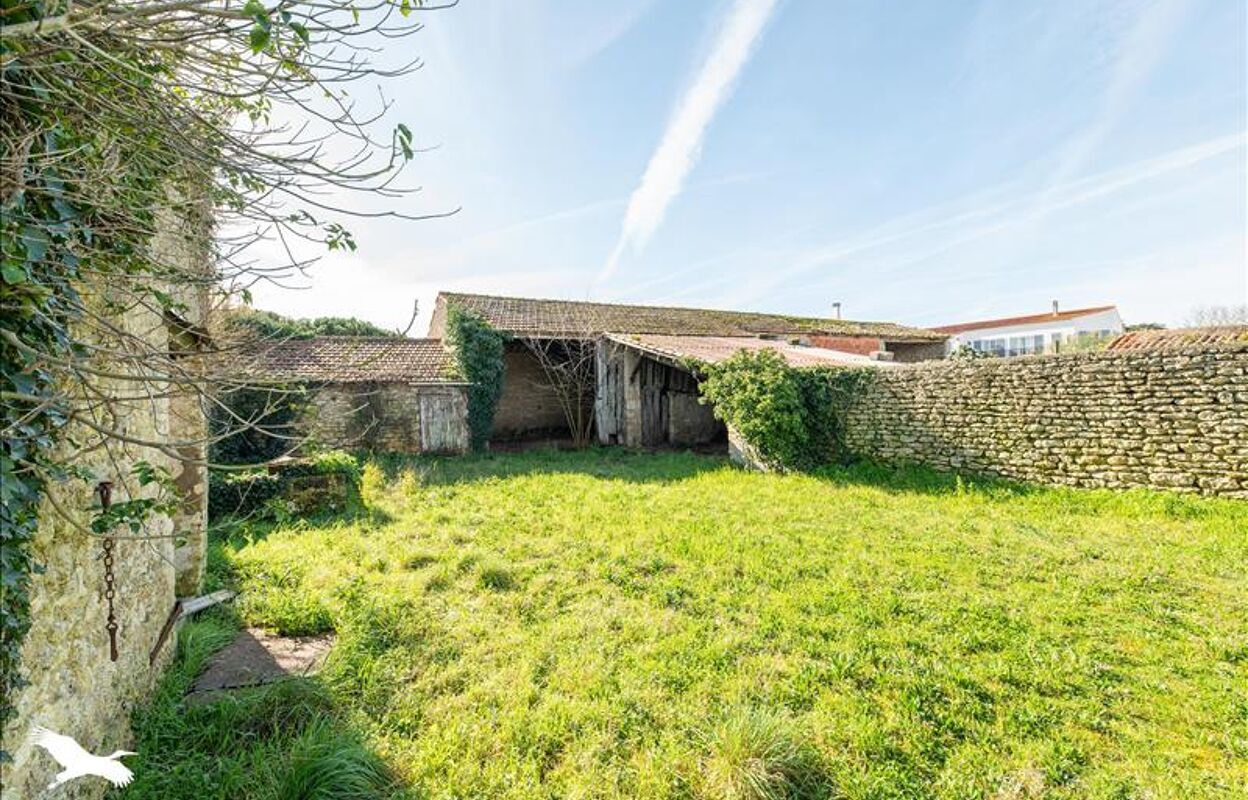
702,131,1244,309
563,0,661,68
596,0,780,286
1018,0,1194,240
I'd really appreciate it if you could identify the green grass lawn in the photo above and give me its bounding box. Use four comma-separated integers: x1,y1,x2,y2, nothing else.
125,450,1247,799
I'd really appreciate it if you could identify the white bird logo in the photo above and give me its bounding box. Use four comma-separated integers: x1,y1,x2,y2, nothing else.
29,726,137,790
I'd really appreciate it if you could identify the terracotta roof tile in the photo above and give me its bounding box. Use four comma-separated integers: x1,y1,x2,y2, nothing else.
1106,326,1248,352
249,337,461,383
933,305,1117,334
436,292,945,342
605,334,900,369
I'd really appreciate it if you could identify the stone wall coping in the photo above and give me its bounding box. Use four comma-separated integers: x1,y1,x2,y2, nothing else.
889,342,1248,373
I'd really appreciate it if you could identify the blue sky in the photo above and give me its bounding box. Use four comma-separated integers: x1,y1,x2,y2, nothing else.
250,0,1247,331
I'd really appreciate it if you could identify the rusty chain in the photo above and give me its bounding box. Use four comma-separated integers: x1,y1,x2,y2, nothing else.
96,481,120,662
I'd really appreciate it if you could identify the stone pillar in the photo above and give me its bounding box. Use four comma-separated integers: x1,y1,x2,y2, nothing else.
172,375,208,597
595,340,612,445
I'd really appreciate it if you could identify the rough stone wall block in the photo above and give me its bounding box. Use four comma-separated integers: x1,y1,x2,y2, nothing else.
842,345,1248,498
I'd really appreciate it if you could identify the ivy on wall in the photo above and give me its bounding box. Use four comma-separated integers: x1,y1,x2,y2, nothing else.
444,308,506,451
0,39,183,743
700,350,876,471
1,0,423,742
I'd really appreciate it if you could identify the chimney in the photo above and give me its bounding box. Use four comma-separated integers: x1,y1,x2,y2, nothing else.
1052,299,1060,316
832,302,842,320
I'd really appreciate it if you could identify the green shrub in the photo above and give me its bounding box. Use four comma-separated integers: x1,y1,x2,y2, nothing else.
284,450,364,482
209,384,309,466
444,307,506,450
700,350,873,471
208,451,362,520
701,350,806,469
208,471,284,519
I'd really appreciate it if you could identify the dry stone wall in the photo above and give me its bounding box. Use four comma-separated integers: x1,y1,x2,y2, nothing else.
304,382,470,454
842,345,1248,497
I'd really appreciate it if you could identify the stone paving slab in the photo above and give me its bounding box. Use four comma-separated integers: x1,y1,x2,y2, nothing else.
185,627,334,705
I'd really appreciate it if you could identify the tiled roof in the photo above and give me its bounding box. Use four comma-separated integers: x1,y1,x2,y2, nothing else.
248,337,462,383
605,334,900,369
434,292,945,342
933,305,1117,334
1106,326,1248,352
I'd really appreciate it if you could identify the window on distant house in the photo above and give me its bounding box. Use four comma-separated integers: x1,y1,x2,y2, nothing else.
975,337,1005,356
1007,335,1043,356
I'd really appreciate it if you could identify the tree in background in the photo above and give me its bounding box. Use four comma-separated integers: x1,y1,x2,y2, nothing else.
1184,304,1248,327
224,308,401,340
517,307,602,449
1058,332,1114,353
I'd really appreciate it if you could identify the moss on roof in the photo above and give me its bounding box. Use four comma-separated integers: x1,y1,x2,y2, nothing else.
437,292,945,341
248,337,464,383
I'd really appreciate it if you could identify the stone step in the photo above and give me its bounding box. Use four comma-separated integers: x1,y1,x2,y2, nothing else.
184,627,334,705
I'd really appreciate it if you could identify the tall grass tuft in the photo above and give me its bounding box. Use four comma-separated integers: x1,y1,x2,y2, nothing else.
697,707,828,800
276,720,396,800
478,559,516,591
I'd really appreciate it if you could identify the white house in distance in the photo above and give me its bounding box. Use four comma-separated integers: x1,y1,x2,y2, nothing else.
934,302,1124,356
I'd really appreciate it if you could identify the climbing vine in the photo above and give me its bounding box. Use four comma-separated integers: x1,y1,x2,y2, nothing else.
0,0,445,741
700,350,875,471
444,307,506,450
1,23,191,739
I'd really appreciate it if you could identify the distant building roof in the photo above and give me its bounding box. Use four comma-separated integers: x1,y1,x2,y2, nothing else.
604,333,900,369
933,305,1118,335
249,337,462,383
1106,326,1248,352
431,292,945,342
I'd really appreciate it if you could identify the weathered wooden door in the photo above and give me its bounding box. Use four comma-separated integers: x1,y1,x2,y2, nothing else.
640,360,669,447
420,391,469,453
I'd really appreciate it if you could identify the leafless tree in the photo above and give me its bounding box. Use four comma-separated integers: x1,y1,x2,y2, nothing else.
2,0,453,529
1184,304,1248,327
518,309,604,449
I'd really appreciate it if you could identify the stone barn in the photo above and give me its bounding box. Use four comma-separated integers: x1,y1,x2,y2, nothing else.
427,292,945,445
253,337,471,454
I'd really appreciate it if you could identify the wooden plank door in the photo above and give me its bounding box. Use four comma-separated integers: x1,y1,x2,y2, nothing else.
420,391,469,453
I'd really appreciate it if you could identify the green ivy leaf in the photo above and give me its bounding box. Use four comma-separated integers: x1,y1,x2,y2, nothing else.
249,25,271,53
1,262,27,284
